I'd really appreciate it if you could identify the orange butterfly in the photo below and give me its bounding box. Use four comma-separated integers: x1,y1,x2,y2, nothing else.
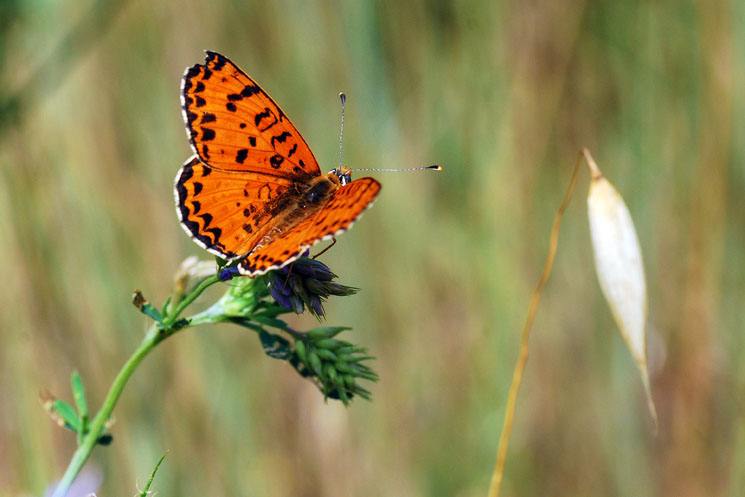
174,52,381,276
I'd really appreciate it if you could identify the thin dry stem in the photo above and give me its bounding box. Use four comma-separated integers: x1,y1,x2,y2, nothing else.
487,150,584,497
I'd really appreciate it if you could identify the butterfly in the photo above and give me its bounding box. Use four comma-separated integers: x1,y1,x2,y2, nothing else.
174,51,381,276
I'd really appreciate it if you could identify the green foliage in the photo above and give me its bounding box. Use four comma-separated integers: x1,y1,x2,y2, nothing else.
41,373,113,449
42,256,374,496
139,453,167,497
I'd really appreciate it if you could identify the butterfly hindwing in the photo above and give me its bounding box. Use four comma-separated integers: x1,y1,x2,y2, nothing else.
182,51,321,180
175,156,298,259
301,177,382,245
238,177,381,276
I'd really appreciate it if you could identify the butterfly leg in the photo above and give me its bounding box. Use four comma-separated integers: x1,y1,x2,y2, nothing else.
282,260,297,289
313,237,337,259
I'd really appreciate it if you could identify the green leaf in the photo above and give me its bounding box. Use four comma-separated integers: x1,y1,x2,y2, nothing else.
215,255,229,269
306,326,350,339
140,302,163,322
140,452,168,497
253,315,289,330
70,371,88,420
253,303,292,318
160,295,172,317
53,399,81,432
227,317,265,333
258,330,292,359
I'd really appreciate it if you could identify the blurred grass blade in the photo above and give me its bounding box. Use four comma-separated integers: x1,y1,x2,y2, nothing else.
584,149,657,430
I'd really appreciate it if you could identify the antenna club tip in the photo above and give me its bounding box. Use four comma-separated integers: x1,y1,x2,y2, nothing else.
339,92,346,103
429,165,443,171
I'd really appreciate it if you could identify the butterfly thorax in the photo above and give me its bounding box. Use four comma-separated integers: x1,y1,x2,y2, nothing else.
251,175,340,252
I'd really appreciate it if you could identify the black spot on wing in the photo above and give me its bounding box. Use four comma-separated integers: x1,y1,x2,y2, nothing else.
193,182,203,195
201,113,216,123
208,51,227,71
199,213,213,228
270,131,291,148
255,108,271,125
176,158,237,259
249,136,256,147
255,108,277,131
195,96,206,107
241,84,260,97
176,162,194,211
202,128,215,141
227,102,237,112
184,65,201,83
236,149,248,164
270,154,284,169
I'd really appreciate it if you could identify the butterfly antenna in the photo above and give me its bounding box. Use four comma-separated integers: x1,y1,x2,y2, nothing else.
337,92,441,175
353,165,443,172
338,92,346,170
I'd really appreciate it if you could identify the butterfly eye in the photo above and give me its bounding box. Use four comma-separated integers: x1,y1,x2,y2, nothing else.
329,168,352,186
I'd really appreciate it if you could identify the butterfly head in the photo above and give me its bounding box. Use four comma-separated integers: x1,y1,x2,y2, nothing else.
328,165,352,186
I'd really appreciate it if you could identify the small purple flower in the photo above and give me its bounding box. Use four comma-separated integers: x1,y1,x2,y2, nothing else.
219,265,241,281
266,255,358,318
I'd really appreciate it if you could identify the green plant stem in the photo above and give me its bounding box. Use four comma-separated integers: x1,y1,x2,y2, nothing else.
51,275,220,497
51,326,159,497
164,274,220,327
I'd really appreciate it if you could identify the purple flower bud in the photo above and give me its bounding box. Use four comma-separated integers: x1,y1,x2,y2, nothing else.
264,255,357,318
219,266,240,281
310,294,324,317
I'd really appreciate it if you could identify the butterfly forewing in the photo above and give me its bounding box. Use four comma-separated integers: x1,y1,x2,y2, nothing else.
239,177,381,276
182,51,321,180
175,156,298,259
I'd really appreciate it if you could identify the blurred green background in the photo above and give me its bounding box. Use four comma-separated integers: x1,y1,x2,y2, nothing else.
1,0,744,496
